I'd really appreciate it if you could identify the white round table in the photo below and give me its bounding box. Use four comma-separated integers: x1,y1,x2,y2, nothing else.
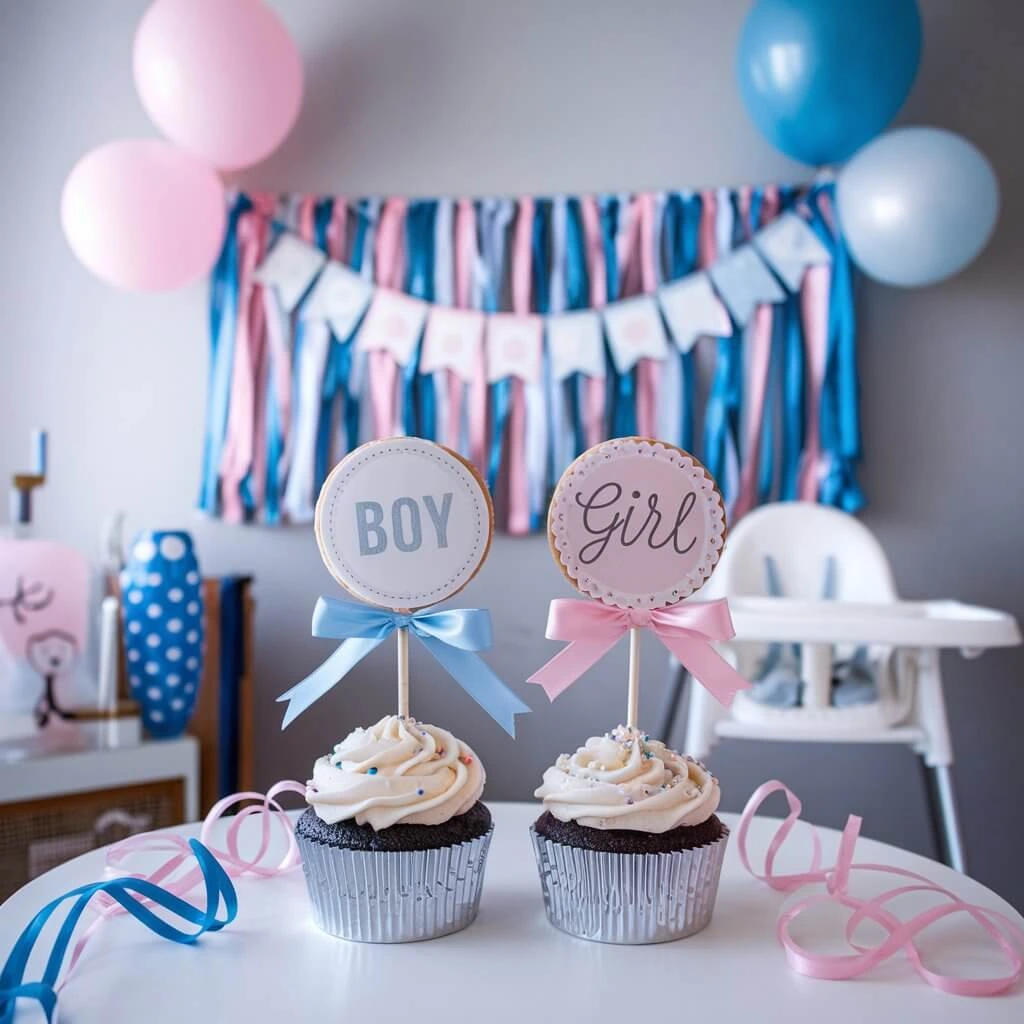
1,803,1021,1022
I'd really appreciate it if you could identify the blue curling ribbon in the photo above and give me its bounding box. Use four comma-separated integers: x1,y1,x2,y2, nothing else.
406,200,436,439
277,597,531,736
0,839,235,1024
198,193,249,515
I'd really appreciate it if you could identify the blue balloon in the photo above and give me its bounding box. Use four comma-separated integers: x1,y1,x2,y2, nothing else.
836,127,999,288
738,0,922,165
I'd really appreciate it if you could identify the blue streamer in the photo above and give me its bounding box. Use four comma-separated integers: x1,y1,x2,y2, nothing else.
405,201,436,439
531,200,552,530
198,194,249,515
0,840,235,1024
600,195,637,438
667,191,703,454
482,199,515,492
563,198,589,456
277,596,531,736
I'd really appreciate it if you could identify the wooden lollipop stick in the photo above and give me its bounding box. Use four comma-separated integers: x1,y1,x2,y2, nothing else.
397,626,410,719
627,627,641,730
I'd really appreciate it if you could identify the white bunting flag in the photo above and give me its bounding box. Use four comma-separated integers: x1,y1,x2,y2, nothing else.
657,272,732,352
421,306,486,381
486,313,544,384
301,261,374,340
753,211,833,291
546,309,606,381
253,233,327,312
356,288,429,366
708,244,785,328
602,295,670,374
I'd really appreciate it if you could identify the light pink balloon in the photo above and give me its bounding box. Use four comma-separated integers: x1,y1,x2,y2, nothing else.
133,0,304,171
61,139,226,291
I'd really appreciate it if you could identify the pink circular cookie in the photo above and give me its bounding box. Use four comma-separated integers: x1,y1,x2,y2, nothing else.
548,438,726,609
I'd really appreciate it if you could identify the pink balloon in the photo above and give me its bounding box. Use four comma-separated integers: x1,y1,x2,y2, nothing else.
61,139,226,291
133,0,304,171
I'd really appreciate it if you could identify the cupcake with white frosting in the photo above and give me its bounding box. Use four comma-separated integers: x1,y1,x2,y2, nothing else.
531,726,729,943
295,715,493,942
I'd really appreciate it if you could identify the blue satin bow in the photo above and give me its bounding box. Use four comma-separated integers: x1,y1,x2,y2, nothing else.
277,597,531,736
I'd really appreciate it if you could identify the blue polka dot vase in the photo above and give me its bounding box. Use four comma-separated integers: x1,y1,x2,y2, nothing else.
120,530,205,739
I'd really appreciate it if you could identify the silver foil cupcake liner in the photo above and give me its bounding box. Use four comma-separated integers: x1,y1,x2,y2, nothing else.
530,823,729,944
297,825,493,942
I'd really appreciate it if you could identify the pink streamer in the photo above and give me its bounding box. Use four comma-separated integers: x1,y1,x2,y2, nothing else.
738,781,1024,995
219,196,273,523
797,260,831,501
506,197,534,536
527,598,750,707
635,193,659,439
369,197,408,439
579,196,607,447
59,781,305,991
733,186,780,519
268,196,316,491
326,199,349,464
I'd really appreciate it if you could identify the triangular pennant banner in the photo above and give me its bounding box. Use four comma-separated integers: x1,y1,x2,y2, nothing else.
421,306,486,381
753,211,833,292
656,272,732,352
602,295,670,374
356,288,428,366
253,233,327,312
547,309,606,381
486,313,544,384
708,244,785,327
301,261,374,340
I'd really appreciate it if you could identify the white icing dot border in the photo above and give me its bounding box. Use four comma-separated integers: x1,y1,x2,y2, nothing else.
315,438,494,611
548,437,726,609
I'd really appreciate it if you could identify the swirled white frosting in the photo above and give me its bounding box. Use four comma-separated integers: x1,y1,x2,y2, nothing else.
306,715,485,830
534,726,720,833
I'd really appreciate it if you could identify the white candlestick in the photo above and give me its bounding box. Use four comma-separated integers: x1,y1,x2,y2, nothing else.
97,596,119,745
31,429,47,477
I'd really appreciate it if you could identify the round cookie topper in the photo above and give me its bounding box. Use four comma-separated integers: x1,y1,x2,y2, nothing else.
315,438,493,611
548,437,726,609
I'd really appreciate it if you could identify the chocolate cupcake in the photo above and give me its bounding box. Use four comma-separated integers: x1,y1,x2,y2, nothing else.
297,715,493,942
531,725,729,944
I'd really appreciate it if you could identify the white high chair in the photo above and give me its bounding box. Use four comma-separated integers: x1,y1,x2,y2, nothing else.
658,502,1004,874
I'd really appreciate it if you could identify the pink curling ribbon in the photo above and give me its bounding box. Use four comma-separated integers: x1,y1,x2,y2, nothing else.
579,196,608,447
368,197,408,439
506,197,535,536
59,781,305,990
738,781,1024,995
457,199,489,476
733,186,780,519
635,192,660,439
219,195,274,523
527,598,750,706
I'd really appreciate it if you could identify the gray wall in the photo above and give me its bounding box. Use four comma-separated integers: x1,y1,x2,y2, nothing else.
2,1,1022,908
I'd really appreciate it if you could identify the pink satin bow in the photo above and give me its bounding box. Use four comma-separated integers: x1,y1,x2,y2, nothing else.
738,781,1024,995
527,598,751,706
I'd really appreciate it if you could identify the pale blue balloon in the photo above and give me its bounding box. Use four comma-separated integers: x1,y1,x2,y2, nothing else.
836,127,999,288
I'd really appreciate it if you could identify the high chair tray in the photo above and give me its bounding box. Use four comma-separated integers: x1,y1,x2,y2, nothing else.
726,598,1021,650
